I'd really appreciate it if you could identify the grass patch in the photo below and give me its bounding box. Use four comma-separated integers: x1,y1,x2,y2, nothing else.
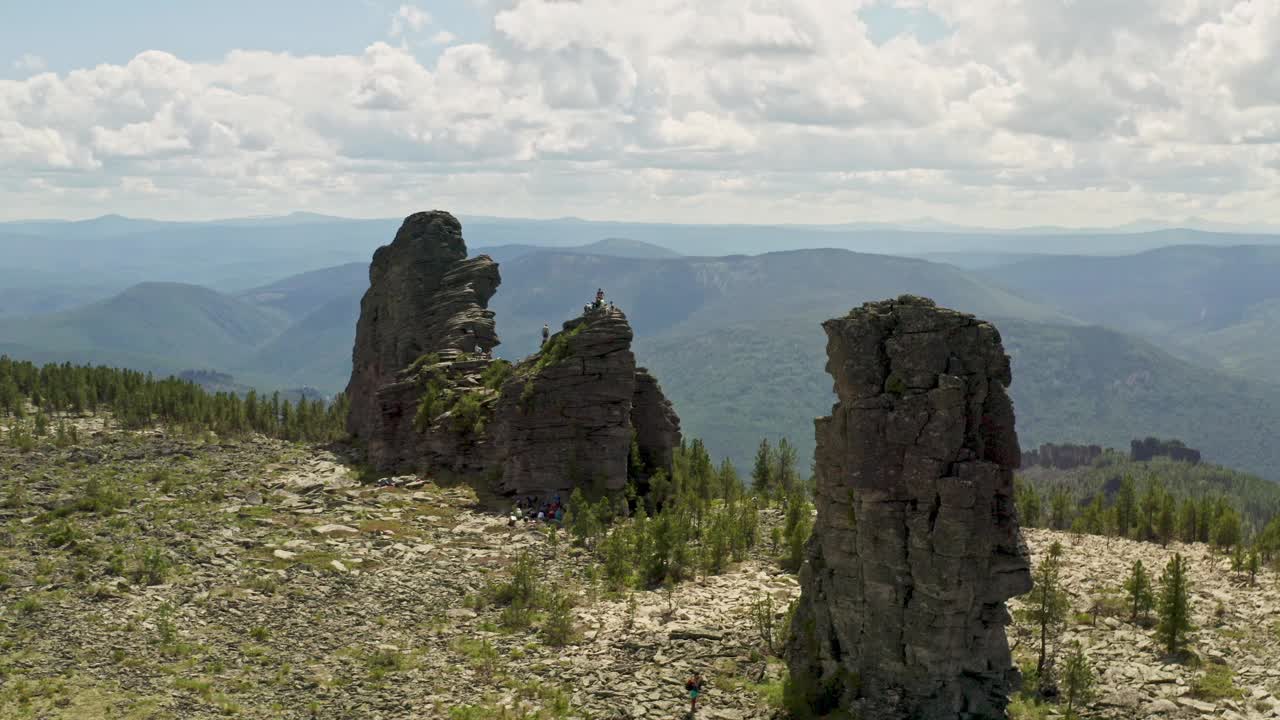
1192,663,1242,701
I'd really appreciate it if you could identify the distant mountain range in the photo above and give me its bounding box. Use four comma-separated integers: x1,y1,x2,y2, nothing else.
4,213,1279,317
6,232,1280,480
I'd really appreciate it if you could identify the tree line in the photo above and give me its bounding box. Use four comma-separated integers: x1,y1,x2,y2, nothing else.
0,356,348,444
1016,463,1280,563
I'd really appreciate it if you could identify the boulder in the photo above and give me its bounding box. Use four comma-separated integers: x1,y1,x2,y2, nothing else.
787,295,1032,719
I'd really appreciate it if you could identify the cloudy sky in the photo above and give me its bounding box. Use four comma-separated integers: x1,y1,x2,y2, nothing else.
2,0,1278,226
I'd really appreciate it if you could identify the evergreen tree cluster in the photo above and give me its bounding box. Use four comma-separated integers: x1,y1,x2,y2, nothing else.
1016,457,1278,559
566,437,814,591
0,355,348,443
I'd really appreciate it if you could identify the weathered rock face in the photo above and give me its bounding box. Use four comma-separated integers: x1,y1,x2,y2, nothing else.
630,367,682,485
346,212,680,498
491,309,668,496
787,295,1032,719
371,352,501,476
346,211,500,452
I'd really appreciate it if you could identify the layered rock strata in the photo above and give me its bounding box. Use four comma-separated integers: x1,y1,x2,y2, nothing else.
345,211,680,497
491,309,680,496
787,295,1032,719
346,211,499,447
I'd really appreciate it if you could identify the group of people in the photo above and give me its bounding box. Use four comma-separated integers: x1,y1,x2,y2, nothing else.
508,494,566,526
582,287,613,315
540,288,613,348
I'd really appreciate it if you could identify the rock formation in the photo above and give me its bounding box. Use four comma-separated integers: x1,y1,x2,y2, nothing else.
787,295,1032,719
346,211,499,453
1130,437,1201,464
345,211,680,498
1021,442,1104,470
490,309,681,496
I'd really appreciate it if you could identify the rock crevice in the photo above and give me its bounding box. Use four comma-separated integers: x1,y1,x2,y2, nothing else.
788,295,1032,719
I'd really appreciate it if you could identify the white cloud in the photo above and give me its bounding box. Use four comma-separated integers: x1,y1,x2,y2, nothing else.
389,4,431,38
1,0,1279,226
12,53,46,73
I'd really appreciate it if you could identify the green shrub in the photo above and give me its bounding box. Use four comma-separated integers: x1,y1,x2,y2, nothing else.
449,393,488,435
541,591,576,646
129,545,172,586
1192,663,1241,700
480,360,513,391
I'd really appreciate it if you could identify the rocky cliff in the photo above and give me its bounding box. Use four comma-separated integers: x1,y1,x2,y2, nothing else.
787,295,1032,719
346,211,499,451
490,309,681,496
345,212,680,498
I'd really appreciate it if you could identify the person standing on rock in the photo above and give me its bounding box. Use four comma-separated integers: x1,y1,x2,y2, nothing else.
685,672,704,715
541,323,550,347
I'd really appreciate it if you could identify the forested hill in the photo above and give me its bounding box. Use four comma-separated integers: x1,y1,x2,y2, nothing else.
7,242,1280,478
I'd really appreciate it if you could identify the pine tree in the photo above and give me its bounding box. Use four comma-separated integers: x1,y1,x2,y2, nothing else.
717,458,741,505
1114,475,1137,538
1049,489,1071,530
0,375,20,417
1213,506,1242,553
751,439,774,500
773,438,798,500
1124,560,1154,622
1247,548,1260,586
1137,479,1161,541
1156,553,1193,657
1061,641,1096,719
1156,493,1176,547
1177,498,1197,543
1025,541,1070,683
1015,477,1042,527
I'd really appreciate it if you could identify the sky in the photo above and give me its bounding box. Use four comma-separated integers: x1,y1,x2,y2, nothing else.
2,0,1279,227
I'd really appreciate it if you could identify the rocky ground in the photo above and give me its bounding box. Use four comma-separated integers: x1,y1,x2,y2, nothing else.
3,424,1277,719
0,425,798,719
1010,529,1280,720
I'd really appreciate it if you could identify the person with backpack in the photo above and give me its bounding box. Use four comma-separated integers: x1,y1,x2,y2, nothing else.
685,672,704,714
541,323,550,346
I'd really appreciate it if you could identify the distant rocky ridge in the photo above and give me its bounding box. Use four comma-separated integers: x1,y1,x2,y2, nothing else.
1131,436,1201,464
1021,442,1104,470
1020,438,1202,470
789,296,1031,719
344,211,680,498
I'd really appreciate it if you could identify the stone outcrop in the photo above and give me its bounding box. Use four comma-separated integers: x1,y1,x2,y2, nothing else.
1131,437,1201,464
787,295,1032,719
630,367,683,488
1021,442,1104,470
345,211,680,498
490,309,681,496
346,211,499,453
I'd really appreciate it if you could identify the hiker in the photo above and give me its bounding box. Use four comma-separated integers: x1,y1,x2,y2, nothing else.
685,673,704,714
594,288,605,309
541,323,550,347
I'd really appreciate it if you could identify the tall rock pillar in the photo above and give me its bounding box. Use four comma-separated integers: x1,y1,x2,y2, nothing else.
787,295,1032,719
345,211,500,461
